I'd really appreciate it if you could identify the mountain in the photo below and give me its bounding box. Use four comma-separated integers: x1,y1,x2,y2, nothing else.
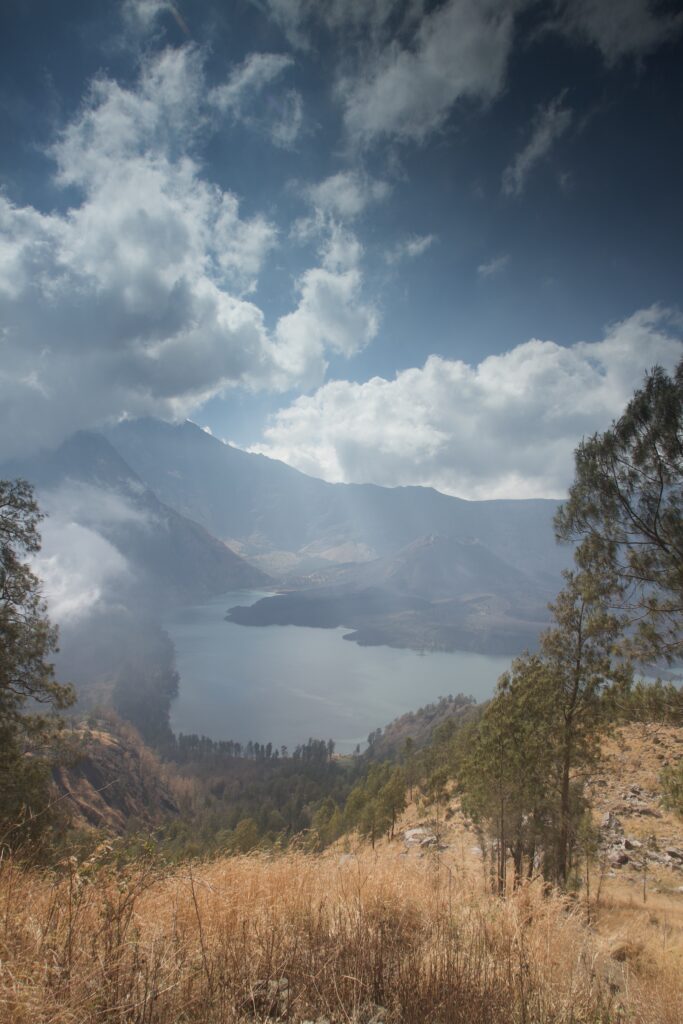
99,418,571,653
226,534,552,654
1,431,270,604
104,418,571,585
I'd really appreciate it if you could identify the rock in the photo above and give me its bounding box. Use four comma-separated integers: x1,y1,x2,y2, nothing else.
403,827,437,847
624,838,642,851
252,977,289,1017
667,849,683,861
609,852,630,867
602,812,623,832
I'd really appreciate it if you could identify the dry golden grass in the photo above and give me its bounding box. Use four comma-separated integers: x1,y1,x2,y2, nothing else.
2,845,682,1024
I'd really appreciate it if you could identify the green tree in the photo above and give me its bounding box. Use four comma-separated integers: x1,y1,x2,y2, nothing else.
345,763,406,847
0,479,75,842
227,817,260,853
460,654,557,893
540,570,631,886
556,361,683,661
460,572,630,891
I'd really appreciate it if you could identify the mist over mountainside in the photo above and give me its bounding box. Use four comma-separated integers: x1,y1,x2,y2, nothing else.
0,430,272,739
104,418,571,584
0,430,270,609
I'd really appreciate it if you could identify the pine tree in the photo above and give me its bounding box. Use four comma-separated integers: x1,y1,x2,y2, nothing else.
556,361,683,661
541,571,631,885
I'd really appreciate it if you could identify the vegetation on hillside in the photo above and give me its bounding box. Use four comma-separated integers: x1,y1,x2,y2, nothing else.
0,479,75,846
4,846,683,1024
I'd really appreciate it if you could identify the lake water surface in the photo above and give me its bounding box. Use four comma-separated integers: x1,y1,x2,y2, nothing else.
164,591,513,753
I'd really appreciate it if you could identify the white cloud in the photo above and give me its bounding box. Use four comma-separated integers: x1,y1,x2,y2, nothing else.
477,253,509,278
122,0,167,31
0,46,372,459
386,233,436,264
274,263,378,384
209,52,293,115
33,519,132,623
556,0,683,65
251,307,683,500
209,52,304,148
263,0,682,150
269,89,305,147
262,0,399,47
502,93,572,197
339,0,517,145
305,171,391,219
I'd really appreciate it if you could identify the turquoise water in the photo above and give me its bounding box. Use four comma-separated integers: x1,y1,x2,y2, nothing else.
164,591,512,753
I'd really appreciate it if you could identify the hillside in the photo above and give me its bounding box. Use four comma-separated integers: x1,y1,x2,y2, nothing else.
4,722,683,1024
53,722,179,832
367,694,479,758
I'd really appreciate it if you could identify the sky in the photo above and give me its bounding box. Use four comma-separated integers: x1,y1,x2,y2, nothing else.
1,0,682,499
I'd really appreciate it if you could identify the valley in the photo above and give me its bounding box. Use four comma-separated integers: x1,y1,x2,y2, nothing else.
0,416,572,748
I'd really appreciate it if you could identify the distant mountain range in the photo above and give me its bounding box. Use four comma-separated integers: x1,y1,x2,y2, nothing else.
2,417,573,653
105,417,570,579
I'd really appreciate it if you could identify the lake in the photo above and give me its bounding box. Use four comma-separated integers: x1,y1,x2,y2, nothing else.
164,591,513,753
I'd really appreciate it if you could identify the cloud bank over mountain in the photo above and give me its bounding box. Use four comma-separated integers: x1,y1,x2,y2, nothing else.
251,308,683,499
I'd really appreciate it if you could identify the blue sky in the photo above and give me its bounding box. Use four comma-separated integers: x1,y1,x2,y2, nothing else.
1,0,682,498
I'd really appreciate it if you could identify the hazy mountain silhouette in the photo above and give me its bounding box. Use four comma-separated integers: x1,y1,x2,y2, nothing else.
104,418,570,586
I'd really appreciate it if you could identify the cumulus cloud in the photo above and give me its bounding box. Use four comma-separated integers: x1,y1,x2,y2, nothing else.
0,45,373,459
274,232,379,383
555,0,683,65
338,0,516,145
502,93,572,197
251,307,683,500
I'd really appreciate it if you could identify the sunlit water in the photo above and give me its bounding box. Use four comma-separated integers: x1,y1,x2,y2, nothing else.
164,591,513,753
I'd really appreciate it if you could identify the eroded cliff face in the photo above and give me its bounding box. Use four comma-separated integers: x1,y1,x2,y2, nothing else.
53,725,179,833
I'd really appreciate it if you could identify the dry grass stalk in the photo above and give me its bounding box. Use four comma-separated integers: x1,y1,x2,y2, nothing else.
0,847,681,1023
